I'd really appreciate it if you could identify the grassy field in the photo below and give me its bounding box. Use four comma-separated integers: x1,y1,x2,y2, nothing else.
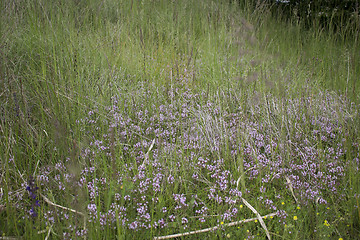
1,0,359,239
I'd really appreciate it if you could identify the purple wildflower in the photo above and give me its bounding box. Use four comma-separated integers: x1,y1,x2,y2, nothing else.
26,176,40,219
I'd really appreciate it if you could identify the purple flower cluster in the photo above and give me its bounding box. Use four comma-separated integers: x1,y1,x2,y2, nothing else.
26,176,40,219
30,80,359,235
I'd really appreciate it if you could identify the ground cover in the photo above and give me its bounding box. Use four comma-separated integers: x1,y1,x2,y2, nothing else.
1,0,359,239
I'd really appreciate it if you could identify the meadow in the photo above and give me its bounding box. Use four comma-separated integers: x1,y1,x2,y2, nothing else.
1,0,359,239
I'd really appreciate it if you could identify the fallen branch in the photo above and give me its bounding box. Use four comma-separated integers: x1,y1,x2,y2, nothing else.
140,138,156,168
40,193,87,239
153,212,276,240
285,176,299,204
241,197,271,240
0,237,22,240
40,193,84,216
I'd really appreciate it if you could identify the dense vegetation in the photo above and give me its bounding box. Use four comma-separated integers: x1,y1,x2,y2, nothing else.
1,0,359,239
247,0,360,39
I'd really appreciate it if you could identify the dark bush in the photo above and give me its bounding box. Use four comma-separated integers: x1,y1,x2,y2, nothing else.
236,0,359,37
271,0,358,26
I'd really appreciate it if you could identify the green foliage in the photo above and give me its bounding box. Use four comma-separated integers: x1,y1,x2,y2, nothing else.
0,0,359,239
253,0,360,41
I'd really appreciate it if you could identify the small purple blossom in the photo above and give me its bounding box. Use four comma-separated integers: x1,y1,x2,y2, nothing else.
26,176,40,219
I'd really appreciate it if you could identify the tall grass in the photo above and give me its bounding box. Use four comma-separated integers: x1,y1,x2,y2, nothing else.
1,0,359,239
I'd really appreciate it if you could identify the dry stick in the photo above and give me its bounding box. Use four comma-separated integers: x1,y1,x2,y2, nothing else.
40,193,87,239
30,225,54,239
284,176,299,204
140,138,156,168
236,167,256,190
0,237,22,240
153,212,277,240
241,197,271,240
0,188,3,212
44,225,53,240
41,193,85,216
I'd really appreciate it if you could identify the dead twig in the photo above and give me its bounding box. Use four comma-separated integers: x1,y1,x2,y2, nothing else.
140,138,156,168
40,193,84,216
284,176,299,204
153,212,276,240
40,193,87,239
241,197,271,240
0,237,22,240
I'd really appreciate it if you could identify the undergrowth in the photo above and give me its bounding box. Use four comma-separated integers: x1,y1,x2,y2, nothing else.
1,0,359,239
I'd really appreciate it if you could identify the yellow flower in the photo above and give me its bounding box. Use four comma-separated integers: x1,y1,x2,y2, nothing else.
270,216,273,219
293,216,298,220
226,234,231,238
240,205,243,208
296,206,301,210
264,216,267,219
281,202,285,205
339,238,343,240
255,220,258,223
221,221,224,225
324,220,330,227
